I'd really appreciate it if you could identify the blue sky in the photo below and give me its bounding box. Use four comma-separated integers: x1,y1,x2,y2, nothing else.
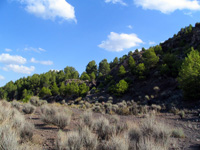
0,0,200,86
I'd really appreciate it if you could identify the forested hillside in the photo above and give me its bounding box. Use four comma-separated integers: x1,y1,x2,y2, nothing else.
1,23,200,106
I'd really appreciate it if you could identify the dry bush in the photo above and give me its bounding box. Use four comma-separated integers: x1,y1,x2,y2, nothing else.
0,125,19,150
109,115,120,125
22,103,36,114
81,111,94,129
56,130,82,150
93,117,116,140
97,136,129,150
79,127,97,150
11,109,25,129
11,100,22,111
20,122,34,142
40,105,71,129
30,96,47,107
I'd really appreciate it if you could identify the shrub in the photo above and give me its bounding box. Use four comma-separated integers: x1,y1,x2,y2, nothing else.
97,136,129,150
79,127,97,150
56,130,82,150
30,96,46,107
142,48,159,68
81,111,94,129
93,117,116,140
11,100,22,110
40,105,71,129
178,49,200,100
118,65,126,76
22,103,36,114
20,122,34,142
114,80,129,96
171,128,185,138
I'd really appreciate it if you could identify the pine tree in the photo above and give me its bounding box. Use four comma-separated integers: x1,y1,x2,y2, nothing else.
178,49,200,100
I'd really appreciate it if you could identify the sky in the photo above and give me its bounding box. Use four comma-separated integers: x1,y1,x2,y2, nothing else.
0,0,200,87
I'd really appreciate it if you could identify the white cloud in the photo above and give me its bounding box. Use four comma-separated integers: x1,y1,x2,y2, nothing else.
0,53,27,64
3,64,35,74
0,75,5,80
30,57,53,65
23,47,46,53
5,48,12,52
99,32,143,52
18,0,76,22
127,25,133,29
105,0,127,6
134,0,200,14
149,41,156,45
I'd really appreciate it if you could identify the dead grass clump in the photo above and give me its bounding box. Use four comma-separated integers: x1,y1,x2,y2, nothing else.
80,127,97,150
93,117,116,140
56,130,82,150
40,105,71,129
20,122,34,142
11,100,22,110
96,136,129,150
0,125,19,150
30,96,47,106
22,103,36,114
81,111,94,129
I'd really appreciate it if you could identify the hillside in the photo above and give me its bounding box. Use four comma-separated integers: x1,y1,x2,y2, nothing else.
1,23,200,110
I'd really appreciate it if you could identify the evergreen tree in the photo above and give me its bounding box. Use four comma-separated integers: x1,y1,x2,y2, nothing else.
51,82,59,96
80,72,91,81
98,59,110,76
178,49,200,100
64,66,79,79
79,83,89,96
59,82,65,97
86,60,97,75
118,65,126,76
110,57,119,69
142,49,159,68
115,80,129,96
39,87,52,98
90,72,96,80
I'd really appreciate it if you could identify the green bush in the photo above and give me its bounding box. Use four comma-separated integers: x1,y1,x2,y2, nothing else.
142,48,159,68
178,49,200,100
39,87,52,98
114,80,128,96
118,65,126,77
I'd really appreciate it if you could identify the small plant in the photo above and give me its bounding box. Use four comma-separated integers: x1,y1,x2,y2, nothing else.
20,122,34,142
171,128,185,138
179,110,185,119
22,103,36,114
93,117,116,140
81,111,94,129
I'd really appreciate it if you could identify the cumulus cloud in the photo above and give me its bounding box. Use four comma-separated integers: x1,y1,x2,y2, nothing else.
17,0,76,22
134,0,200,14
30,57,53,65
149,41,156,45
127,25,133,29
98,32,143,52
3,64,35,74
105,0,127,5
23,47,46,53
5,48,12,52
0,75,5,80
0,53,27,64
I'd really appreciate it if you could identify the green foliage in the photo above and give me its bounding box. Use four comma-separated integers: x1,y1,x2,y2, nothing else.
51,82,60,96
65,82,79,97
86,60,97,75
80,72,91,81
160,64,170,75
79,83,89,96
90,72,96,80
114,80,129,96
64,66,79,79
118,65,126,76
98,59,110,76
154,45,163,55
128,56,136,74
136,63,146,79
142,48,159,68
39,87,52,98
119,55,127,63
110,57,119,69
178,49,200,100
59,82,65,96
